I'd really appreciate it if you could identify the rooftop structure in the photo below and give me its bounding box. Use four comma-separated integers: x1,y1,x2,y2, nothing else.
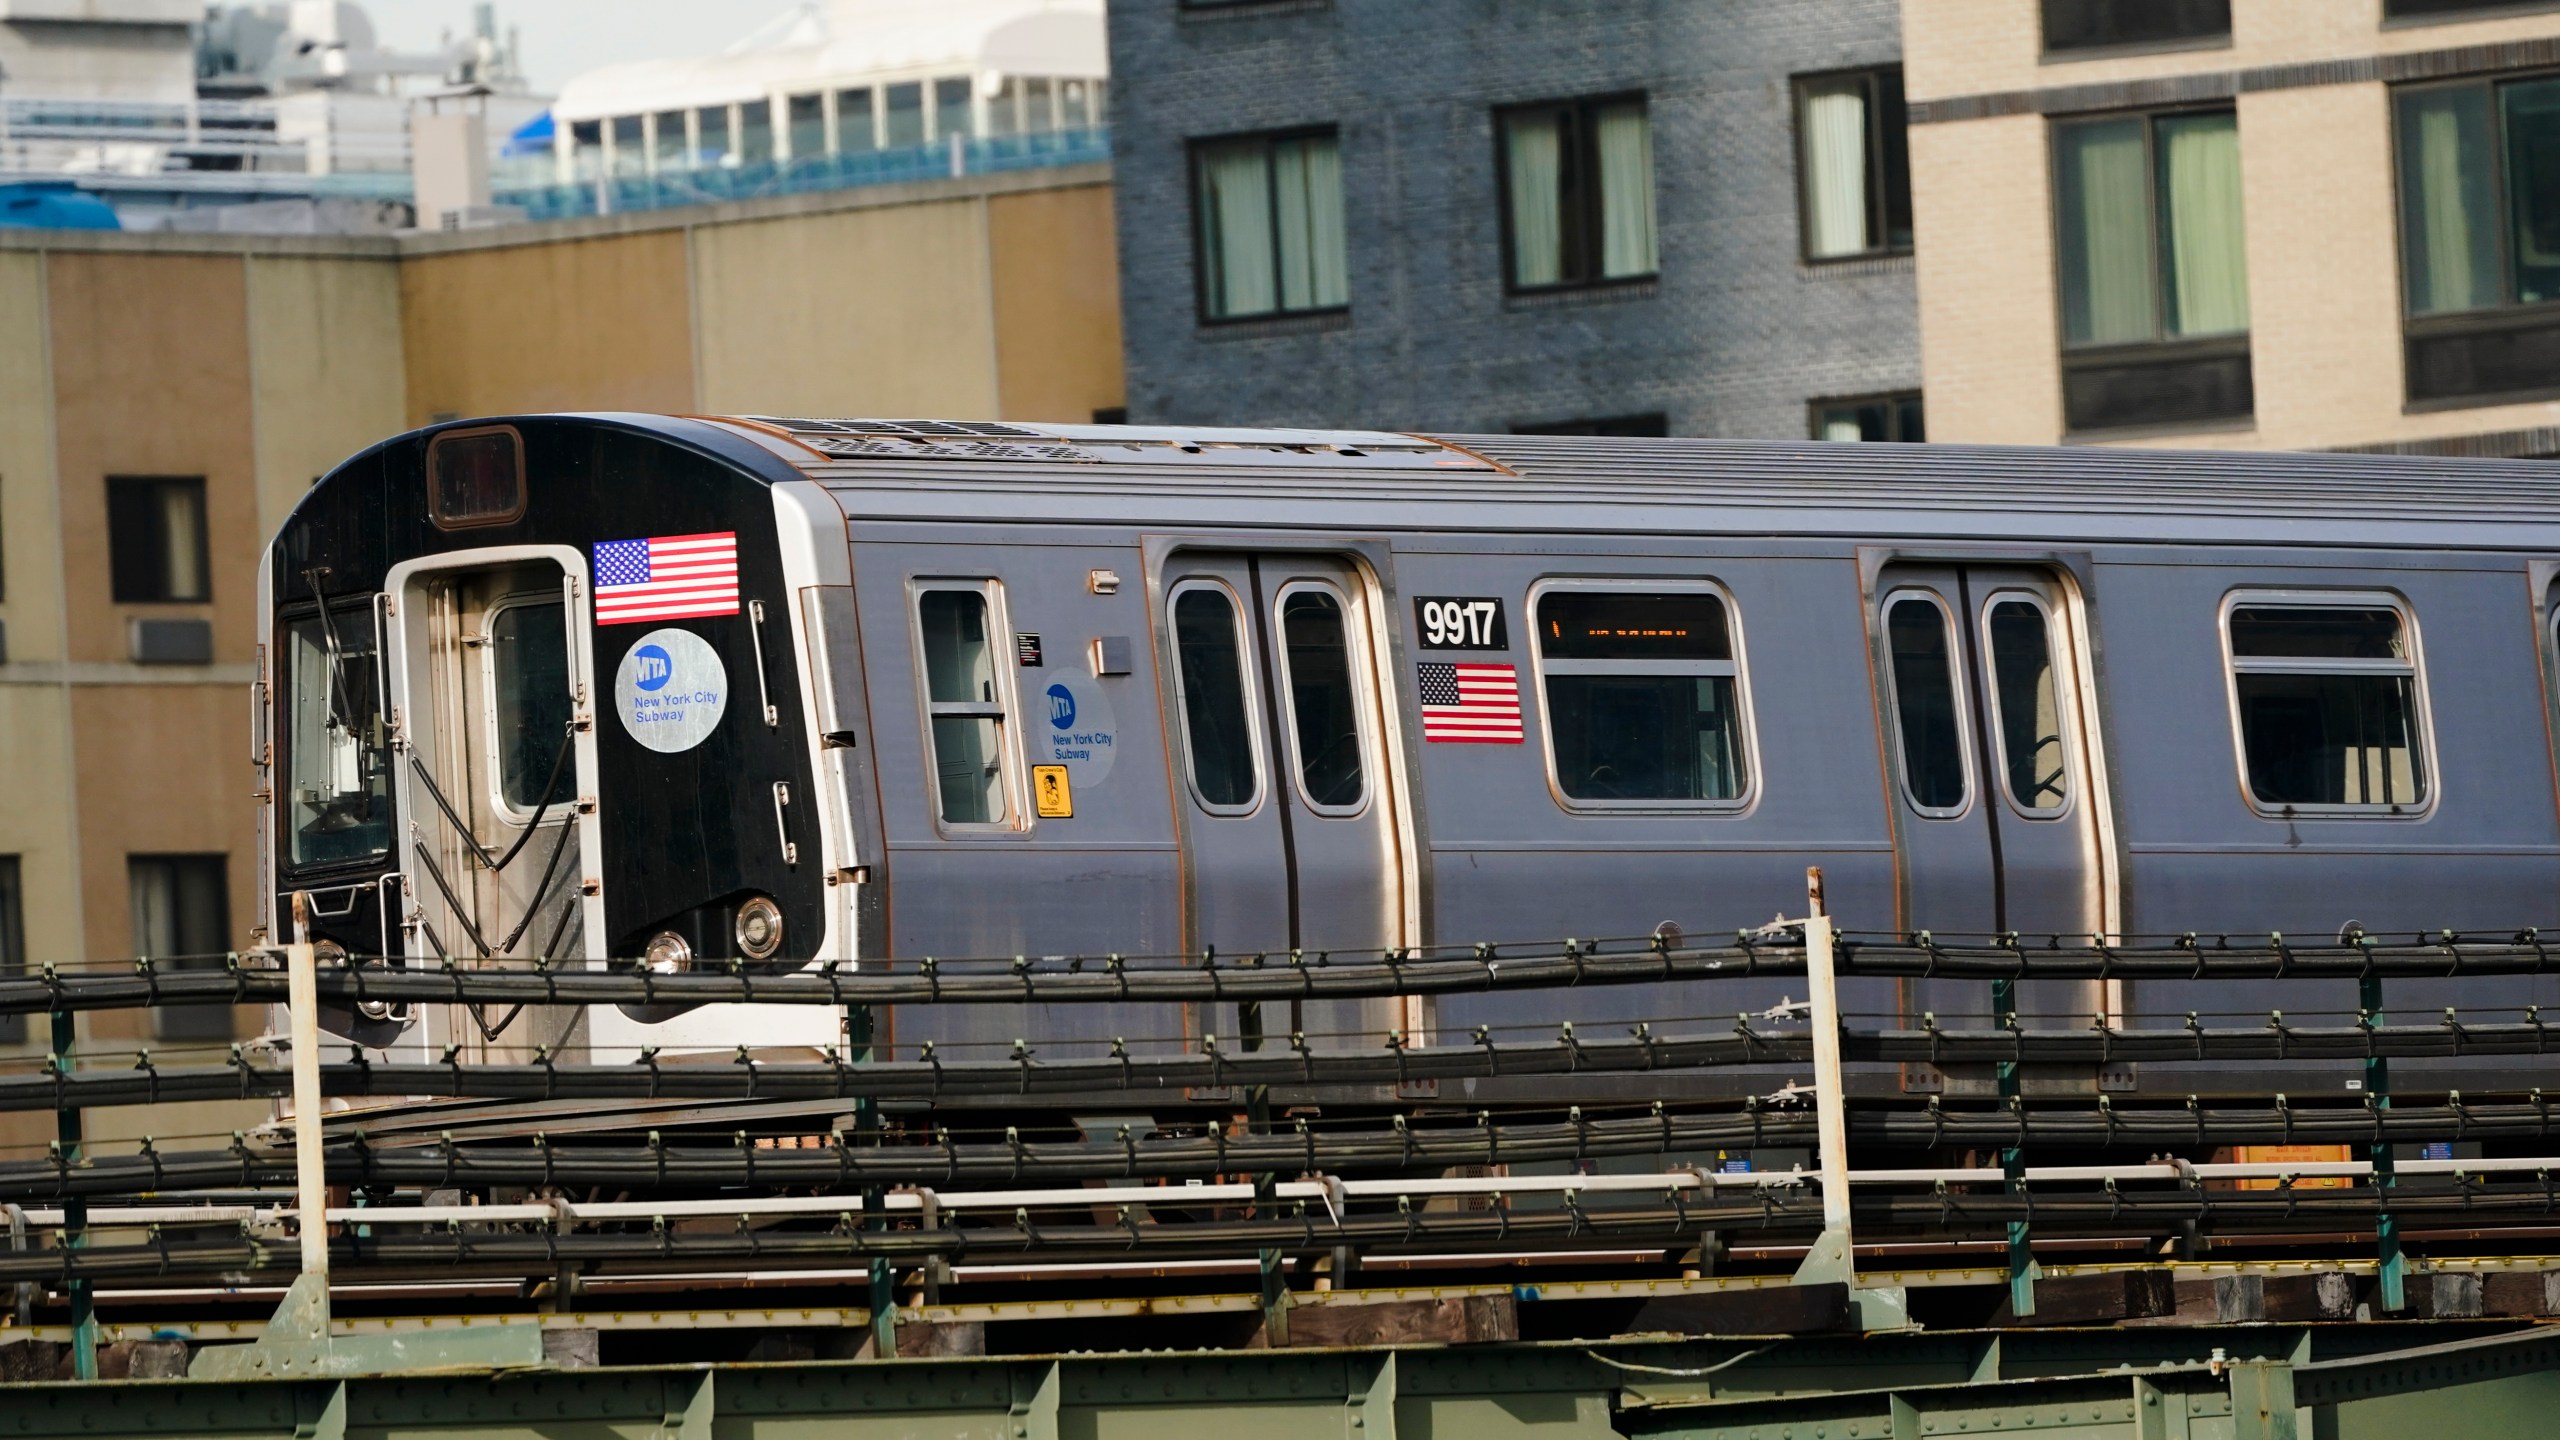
515,0,1107,221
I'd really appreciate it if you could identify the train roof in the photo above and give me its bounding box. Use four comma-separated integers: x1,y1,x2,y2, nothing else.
477,414,2560,551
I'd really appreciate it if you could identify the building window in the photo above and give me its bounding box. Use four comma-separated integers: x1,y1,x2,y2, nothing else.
696,106,731,166
107,476,209,604
787,93,824,160
2224,597,2429,814
1192,129,1349,322
609,115,643,178
1795,68,1913,261
1498,95,1658,292
2395,74,2560,405
885,83,925,148
1513,414,1669,437
1534,586,1751,808
837,88,876,153
740,99,774,164
1813,392,1926,442
935,77,974,141
2042,0,2230,54
914,585,1015,827
652,109,687,171
129,855,231,1042
0,856,21,1045
2052,109,2253,432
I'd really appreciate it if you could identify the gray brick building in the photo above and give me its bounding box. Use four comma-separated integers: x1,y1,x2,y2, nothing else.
1106,0,1923,440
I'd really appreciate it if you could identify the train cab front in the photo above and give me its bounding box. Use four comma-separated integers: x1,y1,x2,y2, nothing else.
255,415,844,1064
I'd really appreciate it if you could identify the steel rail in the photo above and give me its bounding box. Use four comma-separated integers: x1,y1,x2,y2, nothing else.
6,1097,2557,1202
7,933,2560,1014
8,1021,2560,1115
14,1186,2560,1285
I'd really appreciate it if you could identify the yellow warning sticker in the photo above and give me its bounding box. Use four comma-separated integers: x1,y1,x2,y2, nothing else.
1032,764,1073,818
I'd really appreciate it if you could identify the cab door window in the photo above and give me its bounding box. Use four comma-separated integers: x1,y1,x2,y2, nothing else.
1982,595,2072,817
487,596,574,816
1170,582,1262,813
1276,584,1369,813
915,585,1015,826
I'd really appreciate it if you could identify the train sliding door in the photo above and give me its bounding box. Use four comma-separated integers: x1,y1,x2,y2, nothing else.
1160,552,1410,1047
1877,563,2109,1030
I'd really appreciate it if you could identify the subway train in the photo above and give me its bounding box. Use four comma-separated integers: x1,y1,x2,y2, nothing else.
252,413,2560,1095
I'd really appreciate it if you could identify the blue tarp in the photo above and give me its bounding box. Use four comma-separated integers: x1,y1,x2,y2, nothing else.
503,109,554,158
0,181,119,231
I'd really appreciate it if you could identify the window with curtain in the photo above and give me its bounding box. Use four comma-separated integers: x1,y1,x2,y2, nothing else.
2041,0,2229,54
129,855,232,1041
2395,74,2560,405
107,476,209,603
1497,95,1658,291
2050,108,2254,432
1795,68,1913,262
1812,392,1925,442
1191,129,1350,322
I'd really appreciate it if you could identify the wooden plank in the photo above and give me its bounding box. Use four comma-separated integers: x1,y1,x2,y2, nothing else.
1625,1282,1851,1336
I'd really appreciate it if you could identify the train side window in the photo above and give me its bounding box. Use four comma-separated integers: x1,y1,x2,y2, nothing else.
915,586,1015,827
1982,595,2072,817
1277,584,1368,813
1884,593,1971,816
1534,586,1751,806
2224,596,2428,812
1170,582,1262,813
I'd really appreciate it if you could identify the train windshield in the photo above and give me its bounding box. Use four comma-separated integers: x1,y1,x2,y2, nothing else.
283,604,394,868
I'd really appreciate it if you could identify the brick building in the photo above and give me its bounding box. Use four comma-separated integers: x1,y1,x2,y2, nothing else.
1106,0,1924,440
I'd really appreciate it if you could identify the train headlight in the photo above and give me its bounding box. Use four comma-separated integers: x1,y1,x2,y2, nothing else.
643,931,694,974
735,897,784,961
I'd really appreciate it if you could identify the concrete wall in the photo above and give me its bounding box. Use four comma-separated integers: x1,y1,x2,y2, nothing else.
0,168,1124,1155
1109,0,1920,438
1907,0,2560,451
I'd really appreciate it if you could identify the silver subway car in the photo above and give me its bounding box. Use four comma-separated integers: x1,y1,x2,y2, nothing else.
254,414,2560,1095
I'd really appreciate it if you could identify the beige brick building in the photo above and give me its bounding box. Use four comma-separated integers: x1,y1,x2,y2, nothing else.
1907,0,2560,454
0,165,1122,1155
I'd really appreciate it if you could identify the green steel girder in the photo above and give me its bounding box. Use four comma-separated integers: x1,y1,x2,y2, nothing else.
2,1325,2558,1440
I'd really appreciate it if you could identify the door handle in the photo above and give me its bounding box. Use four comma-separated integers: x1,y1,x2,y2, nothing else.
748,600,780,728
772,782,798,867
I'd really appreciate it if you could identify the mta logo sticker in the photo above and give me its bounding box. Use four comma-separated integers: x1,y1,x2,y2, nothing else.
1047,682,1077,731
632,644,674,692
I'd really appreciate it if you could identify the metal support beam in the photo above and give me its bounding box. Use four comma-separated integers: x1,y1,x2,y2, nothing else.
847,1003,895,1359
1790,868,1853,1292
49,1004,93,1380
2227,1361,2299,1440
1993,972,2038,1317
1356,1352,1399,1440
1009,1360,1061,1440
2362,969,2403,1312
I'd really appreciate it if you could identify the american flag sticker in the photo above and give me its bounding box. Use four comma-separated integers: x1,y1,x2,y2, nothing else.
592,533,741,626
1418,662,1524,744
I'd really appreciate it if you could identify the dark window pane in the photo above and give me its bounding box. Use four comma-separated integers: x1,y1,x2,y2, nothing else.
1538,592,1732,661
2229,607,2405,660
285,605,393,869
885,83,924,147
917,590,1007,826
1281,590,1366,809
837,88,875,153
2062,348,2254,431
1815,392,1924,442
653,110,687,169
492,600,573,810
1547,675,1746,801
696,106,730,163
1887,598,1968,811
131,855,231,1041
1879,68,1914,250
1174,588,1258,809
2504,78,2560,305
2396,86,2500,316
919,591,996,705
788,93,824,158
2237,675,2425,807
609,115,643,178
2042,0,2230,51
428,429,523,528
935,77,973,141
1895,394,1926,441
740,99,773,163
107,476,209,603
0,856,21,1044
1986,600,2069,813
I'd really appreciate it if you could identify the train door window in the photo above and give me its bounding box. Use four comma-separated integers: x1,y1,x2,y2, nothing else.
915,585,1015,827
1982,594,2072,817
1534,586,1751,807
485,596,574,816
1276,584,1368,813
1884,593,1971,815
2225,595,2428,812
284,602,393,869
1170,581,1262,813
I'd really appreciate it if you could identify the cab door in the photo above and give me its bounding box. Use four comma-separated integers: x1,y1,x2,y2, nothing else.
1877,563,2108,1027
1160,552,1410,1044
